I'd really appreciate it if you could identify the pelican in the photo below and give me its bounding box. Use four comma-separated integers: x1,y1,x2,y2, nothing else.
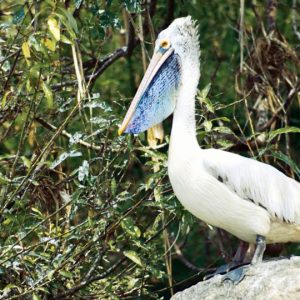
119,16,300,280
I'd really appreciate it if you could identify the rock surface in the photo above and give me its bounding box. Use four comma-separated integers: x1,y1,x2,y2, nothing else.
171,257,300,300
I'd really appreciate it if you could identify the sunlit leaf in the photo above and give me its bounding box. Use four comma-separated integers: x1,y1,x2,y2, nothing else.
21,156,31,169
50,150,82,169
203,120,213,132
59,270,73,278
32,293,41,300
268,126,300,142
121,217,141,238
42,81,54,108
31,207,44,218
22,42,31,59
199,83,211,100
42,38,56,51
48,17,60,41
78,160,89,181
123,250,144,267
60,35,72,44
2,91,11,108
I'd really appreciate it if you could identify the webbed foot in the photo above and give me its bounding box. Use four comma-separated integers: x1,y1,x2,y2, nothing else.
221,265,248,284
203,261,248,281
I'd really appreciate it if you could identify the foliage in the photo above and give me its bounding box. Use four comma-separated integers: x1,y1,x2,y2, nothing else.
0,0,300,299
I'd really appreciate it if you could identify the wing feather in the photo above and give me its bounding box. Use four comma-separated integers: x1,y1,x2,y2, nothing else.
202,149,300,224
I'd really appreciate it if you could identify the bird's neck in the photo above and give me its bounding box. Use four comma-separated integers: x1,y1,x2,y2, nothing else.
170,62,200,149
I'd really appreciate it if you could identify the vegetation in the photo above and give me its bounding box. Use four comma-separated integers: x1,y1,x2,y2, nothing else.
0,0,300,298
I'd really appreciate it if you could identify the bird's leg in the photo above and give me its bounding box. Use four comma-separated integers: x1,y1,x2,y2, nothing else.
251,235,266,264
204,241,249,280
232,241,250,265
221,235,266,284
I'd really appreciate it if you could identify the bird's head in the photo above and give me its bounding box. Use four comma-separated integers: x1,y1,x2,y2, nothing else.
118,16,200,135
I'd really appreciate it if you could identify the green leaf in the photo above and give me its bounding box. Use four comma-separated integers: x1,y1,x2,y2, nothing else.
121,217,141,238
31,207,44,218
197,84,214,113
56,8,78,39
42,81,54,108
28,36,42,52
2,91,10,108
203,120,213,132
0,173,11,184
271,151,300,179
212,126,233,134
123,250,144,266
123,0,142,13
50,150,82,169
32,293,41,300
199,83,211,100
111,178,117,197
268,126,300,142
216,139,234,149
21,156,31,169
42,38,56,51
13,7,25,24
60,35,72,44
59,270,73,278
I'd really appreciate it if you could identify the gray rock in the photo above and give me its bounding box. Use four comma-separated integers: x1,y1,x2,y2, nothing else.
171,257,300,300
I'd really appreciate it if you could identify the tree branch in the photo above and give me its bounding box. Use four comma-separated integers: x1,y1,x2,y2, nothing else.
34,116,103,151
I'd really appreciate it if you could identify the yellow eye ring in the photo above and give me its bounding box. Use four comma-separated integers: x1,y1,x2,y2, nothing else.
160,39,170,49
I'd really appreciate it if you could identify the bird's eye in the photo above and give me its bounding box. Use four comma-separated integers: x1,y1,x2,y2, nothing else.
160,39,171,50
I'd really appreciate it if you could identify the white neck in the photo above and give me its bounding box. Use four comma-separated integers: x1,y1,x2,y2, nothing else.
170,60,200,149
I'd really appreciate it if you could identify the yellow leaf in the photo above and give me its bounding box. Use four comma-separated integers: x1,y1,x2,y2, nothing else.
2,90,11,108
22,42,31,58
47,17,60,41
42,38,56,52
147,123,164,148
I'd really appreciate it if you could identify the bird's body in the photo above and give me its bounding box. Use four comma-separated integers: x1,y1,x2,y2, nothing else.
169,139,300,244
119,16,300,268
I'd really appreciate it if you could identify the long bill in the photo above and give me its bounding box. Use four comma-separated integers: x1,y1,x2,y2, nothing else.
118,47,174,135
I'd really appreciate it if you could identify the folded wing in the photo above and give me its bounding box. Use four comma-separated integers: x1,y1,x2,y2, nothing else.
203,149,300,224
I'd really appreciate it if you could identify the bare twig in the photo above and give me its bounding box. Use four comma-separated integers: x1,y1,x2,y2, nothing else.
259,78,300,131
239,0,245,73
34,116,103,151
292,0,300,41
174,243,202,272
267,0,278,32
52,47,129,91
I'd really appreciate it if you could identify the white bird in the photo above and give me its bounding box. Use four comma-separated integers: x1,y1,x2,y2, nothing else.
119,16,300,278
